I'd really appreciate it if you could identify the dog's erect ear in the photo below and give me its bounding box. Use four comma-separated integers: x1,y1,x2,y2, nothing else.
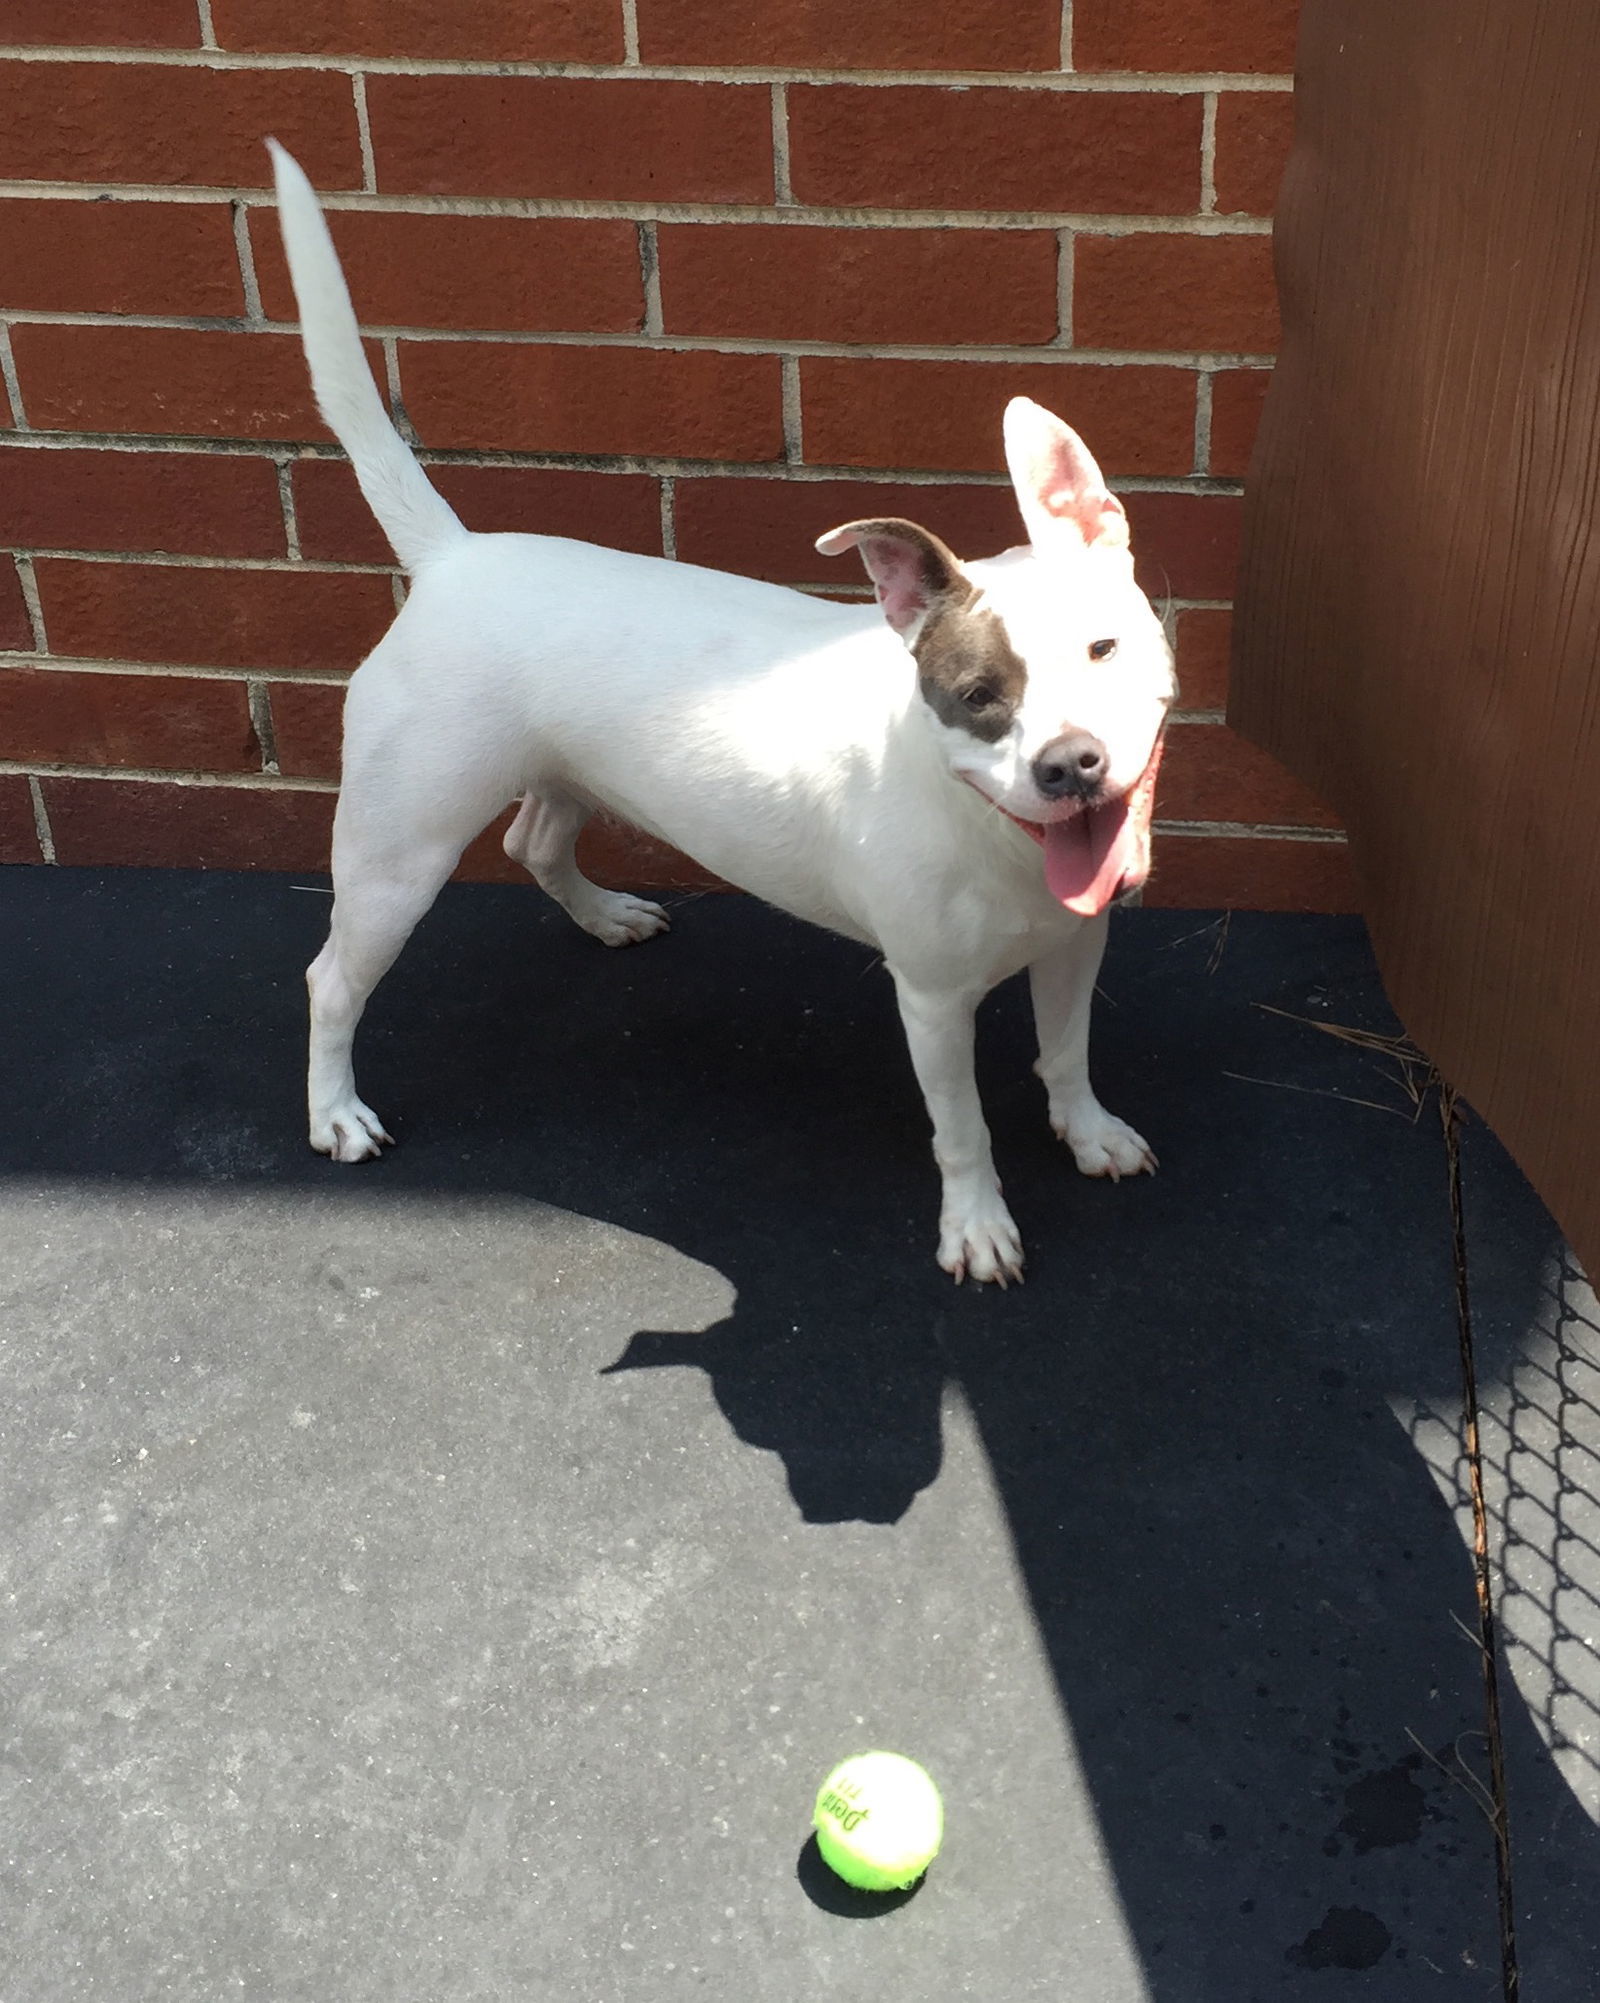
1003,397,1130,551
815,518,965,636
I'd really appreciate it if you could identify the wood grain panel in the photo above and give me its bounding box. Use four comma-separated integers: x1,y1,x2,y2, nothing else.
1232,0,1600,1275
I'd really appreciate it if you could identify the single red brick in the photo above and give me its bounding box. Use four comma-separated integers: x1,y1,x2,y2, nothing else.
213,0,622,60
33,561,396,674
1161,720,1339,828
800,358,1195,475
5,0,197,45
657,225,1059,346
1124,493,1241,600
1073,0,1300,74
1144,834,1357,912
368,77,772,204
1075,233,1278,354
0,557,33,650
294,460,665,565
0,62,361,189
1215,93,1296,215
269,679,344,781
253,211,644,335
0,200,242,317
638,0,1058,71
0,446,285,559
1174,608,1231,710
12,326,383,443
1208,368,1272,476
789,87,1202,216
0,666,259,773
42,774,336,871
674,476,1023,583
400,343,784,461
0,774,41,863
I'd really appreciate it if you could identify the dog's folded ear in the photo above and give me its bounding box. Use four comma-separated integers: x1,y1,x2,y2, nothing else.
1003,397,1131,553
815,518,965,636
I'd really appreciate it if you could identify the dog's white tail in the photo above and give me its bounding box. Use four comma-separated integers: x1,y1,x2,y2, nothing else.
268,139,467,573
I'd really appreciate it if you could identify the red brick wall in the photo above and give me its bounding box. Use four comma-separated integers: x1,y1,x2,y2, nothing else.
0,0,1351,910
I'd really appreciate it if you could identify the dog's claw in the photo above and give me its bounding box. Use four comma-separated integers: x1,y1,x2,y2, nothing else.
1053,1104,1157,1181
938,1189,1025,1287
311,1096,393,1163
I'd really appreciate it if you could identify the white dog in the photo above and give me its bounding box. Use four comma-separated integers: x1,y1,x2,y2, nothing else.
269,141,1176,1285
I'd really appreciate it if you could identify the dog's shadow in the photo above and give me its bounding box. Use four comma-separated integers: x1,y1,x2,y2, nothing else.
337,882,1600,1993
4,868,1598,1996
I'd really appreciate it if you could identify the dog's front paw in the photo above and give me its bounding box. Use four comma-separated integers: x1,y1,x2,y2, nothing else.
1052,1101,1157,1180
310,1096,393,1163
938,1182,1025,1287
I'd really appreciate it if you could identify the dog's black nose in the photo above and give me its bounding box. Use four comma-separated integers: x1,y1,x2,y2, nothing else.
1032,731,1109,802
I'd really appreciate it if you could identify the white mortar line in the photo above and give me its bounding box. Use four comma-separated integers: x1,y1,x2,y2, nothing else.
27,775,56,861
1,758,339,792
0,445,1244,503
0,324,27,428
639,221,663,335
1054,229,1074,345
1059,0,1074,71
10,547,393,573
0,430,1248,496
1194,367,1215,476
194,0,217,49
0,653,352,682
275,458,302,558
621,0,640,64
771,82,794,205
232,199,264,319
382,336,412,435
352,71,377,194
780,356,803,465
14,553,46,649
1153,820,1348,844
0,46,1294,89
1200,92,1219,214
659,475,676,558
0,453,1245,494
0,183,1275,235
246,679,280,772
0,305,1275,366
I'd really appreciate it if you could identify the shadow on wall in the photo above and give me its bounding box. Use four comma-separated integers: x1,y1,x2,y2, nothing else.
1,867,1596,1996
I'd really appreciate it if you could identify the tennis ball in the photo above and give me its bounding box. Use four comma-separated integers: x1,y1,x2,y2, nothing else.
813,1751,944,1892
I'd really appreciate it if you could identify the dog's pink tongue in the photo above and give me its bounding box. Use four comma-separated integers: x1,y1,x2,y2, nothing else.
1042,742,1163,916
1043,804,1131,915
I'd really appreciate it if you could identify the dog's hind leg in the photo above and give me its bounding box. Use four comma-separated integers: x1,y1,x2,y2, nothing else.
308,761,503,1163
503,791,670,948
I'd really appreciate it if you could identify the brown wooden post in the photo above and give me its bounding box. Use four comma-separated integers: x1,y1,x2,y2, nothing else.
1233,0,1600,1275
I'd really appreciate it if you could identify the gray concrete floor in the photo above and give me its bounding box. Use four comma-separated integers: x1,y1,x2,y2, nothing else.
1,867,1597,2001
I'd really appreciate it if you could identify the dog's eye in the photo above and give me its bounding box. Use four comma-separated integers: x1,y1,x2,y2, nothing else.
962,683,998,709
1088,638,1118,661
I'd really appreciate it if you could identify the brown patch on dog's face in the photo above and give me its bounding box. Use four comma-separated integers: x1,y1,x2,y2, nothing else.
912,591,1028,744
